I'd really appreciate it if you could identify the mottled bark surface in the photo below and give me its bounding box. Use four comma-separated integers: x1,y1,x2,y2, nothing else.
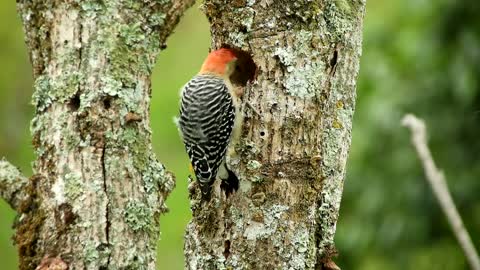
185,1,365,269
2,0,194,269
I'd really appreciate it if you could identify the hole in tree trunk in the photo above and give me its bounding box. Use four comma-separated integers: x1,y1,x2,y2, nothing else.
220,45,257,87
103,97,112,110
239,26,248,34
68,94,81,111
223,240,231,259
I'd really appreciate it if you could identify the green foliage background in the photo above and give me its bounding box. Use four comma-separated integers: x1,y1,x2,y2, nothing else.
0,0,478,269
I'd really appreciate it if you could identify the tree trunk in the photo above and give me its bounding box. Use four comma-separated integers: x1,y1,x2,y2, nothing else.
0,0,193,269
185,1,366,269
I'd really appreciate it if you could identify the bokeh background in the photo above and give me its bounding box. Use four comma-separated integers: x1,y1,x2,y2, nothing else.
1,0,479,269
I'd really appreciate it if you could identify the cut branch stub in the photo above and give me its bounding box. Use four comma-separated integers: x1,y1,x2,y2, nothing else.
0,159,29,211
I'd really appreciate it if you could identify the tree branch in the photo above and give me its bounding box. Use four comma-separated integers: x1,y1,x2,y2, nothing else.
402,114,480,270
0,158,28,211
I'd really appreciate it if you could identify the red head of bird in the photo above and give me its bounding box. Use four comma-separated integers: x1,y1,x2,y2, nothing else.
200,48,238,77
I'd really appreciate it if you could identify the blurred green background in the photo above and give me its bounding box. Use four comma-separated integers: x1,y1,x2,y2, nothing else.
1,0,479,269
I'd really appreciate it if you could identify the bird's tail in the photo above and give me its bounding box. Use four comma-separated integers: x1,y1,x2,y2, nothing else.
198,179,212,201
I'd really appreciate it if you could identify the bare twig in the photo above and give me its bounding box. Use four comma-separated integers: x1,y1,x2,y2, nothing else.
0,158,28,211
402,114,480,270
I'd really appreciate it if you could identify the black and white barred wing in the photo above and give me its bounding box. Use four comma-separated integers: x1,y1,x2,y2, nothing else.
178,75,235,197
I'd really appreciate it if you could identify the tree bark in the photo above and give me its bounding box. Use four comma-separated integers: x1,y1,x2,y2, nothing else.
0,0,193,269
185,1,366,269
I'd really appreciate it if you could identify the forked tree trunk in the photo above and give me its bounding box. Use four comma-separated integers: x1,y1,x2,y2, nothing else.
0,0,193,269
185,1,366,269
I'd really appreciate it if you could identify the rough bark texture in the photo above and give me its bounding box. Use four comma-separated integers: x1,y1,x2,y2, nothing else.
185,1,366,269
8,0,194,269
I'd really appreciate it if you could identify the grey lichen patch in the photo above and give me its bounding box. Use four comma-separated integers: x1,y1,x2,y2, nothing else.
317,95,354,256
285,1,322,25
317,189,341,256
101,77,123,97
84,242,100,263
334,0,352,15
323,0,363,46
141,153,174,213
250,175,264,183
106,125,172,210
124,199,155,233
110,127,148,171
31,109,69,160
246,160,262,170
148,12,167,27
63,127,82,150
273,30,326,98
32,76,53,112
228,32,248,48
243,204,289,240
101,76,147,116
238,140,259,157
119,22,147,48
84,241,111,266
64,171,84,201
142,157,164,193
241,7,255,31
31,71,84,112
78,0,103,13
292,225,309,253
287,225,317,269
321,90,355,170
30,115,47,157
239,179,252,193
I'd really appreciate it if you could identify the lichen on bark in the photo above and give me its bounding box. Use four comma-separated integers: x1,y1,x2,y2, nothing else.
185,0,366,269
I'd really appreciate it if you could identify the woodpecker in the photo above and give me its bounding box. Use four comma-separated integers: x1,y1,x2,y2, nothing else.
177,48,242,200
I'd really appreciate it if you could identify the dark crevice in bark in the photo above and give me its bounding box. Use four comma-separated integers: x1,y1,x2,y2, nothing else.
223,239,231,259
68,94,80,111
328,47,340,77
221,200,234,267
330,50,338,69
100,140,111,267
78,20,83,69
